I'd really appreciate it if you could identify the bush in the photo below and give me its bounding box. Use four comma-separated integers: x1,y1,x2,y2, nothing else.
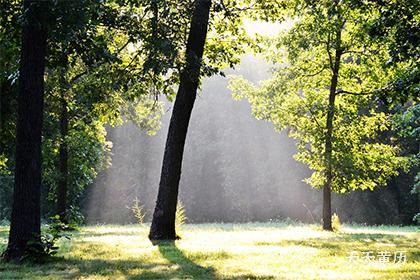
23,215,71,263
413,213,420,225
332,213,341,232
131,197,146,225
175,201,187,233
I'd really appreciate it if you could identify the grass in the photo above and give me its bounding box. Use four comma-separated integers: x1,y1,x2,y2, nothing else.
0,222,419,279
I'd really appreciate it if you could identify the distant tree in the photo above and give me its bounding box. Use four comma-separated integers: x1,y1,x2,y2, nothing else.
43,60,163,223
229,0,407,230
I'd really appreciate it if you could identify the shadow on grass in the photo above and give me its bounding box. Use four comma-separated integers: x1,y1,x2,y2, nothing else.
0,241,221,280
156,241,218,279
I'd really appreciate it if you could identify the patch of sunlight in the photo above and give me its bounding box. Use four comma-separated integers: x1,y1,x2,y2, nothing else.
0,223,419,279
343,225,420,237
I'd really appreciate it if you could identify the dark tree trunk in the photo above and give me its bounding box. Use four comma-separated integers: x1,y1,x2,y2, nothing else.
323,91,335,231
149,0,212,241
323,28,342,231
56,93,69,223
2,0,48,262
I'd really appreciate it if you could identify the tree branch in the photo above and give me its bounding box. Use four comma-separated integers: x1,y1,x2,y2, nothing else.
326,33,334,73
335,89,372,96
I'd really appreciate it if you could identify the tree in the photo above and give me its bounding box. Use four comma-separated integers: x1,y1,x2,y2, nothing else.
42,61,163,223
149,0,213,241
148,0,287,239
361,0,419,224
2,0,160,258
0,0,171,225
2,0,49,261
229,0,406,230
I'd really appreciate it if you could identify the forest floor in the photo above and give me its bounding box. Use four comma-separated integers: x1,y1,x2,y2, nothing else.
0,223,419,279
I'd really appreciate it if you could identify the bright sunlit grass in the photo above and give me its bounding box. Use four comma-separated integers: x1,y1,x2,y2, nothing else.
0,223,419,279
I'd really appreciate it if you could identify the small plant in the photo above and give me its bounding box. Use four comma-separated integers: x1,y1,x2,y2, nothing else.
175,201,187,233
332,213,341,232
131,197,146,225
22,215,70,263
413,213,420,225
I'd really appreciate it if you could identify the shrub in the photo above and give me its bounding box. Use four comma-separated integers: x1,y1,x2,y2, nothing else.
131,197,146,225
332,213,341,232
413,213,420,225
175,201,187,233
23,215,71,263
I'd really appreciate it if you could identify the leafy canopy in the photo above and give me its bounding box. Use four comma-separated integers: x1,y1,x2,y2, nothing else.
229,0,407,193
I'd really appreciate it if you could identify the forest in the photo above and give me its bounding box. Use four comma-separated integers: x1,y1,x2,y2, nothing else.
0,0,419,279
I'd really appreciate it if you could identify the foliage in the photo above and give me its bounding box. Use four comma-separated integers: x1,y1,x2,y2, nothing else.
42,119,113,212
131,198,146,225
331,213,341,232
0,0,169,222
362,0,420,65
229,0,407,194
22,216,71,263
394,103,420,183
64,206,85,226
0,0,256,224
393,102,420,222
175,201,187,233
413,213,420,225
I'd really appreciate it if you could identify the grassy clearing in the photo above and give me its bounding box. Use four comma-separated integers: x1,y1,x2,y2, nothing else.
0,223,419,279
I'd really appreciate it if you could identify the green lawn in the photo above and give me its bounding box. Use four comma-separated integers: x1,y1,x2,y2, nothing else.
0,223,419,279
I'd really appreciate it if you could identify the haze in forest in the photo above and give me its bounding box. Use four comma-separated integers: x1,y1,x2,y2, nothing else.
84,55,409,225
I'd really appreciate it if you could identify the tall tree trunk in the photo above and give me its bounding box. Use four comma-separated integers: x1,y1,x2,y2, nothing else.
2,0,48,261
323,90,336,231
149,0,212,241
56,93,69,223
323,29,342,231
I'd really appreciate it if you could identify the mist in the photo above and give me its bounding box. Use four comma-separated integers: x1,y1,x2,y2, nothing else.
83,55,412,225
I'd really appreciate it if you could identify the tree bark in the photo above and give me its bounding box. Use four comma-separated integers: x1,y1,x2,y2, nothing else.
323,28,342,231
56,92,69,223
149,0,212,241
2,0,48,261
323,91,335,231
